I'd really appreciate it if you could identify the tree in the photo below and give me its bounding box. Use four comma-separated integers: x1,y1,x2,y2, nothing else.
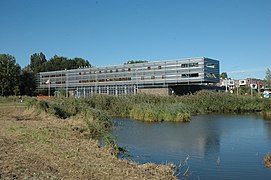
0,54,21,96
30,52,47,73
20,67,37,96
220,72,228,79
42,55,91,71
265,68,271,87
25,53,91,96
71,57,91,69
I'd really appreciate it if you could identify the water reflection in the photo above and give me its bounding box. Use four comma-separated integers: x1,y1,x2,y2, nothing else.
112,114,271,180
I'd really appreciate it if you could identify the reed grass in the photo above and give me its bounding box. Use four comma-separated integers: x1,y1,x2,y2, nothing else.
130,103,191,122
25,90,271,124
26,97,113,139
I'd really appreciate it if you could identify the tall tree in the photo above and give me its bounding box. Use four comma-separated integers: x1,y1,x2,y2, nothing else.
20,67,37,96
30,52,47,73
71,57,91,69
0,54,21,96
42,55,91,71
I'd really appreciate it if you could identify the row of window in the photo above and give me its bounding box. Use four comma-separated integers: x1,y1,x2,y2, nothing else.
77,63,199,75
40,63,202,78
42,74,65,78
42,81,65,85
79,77,132,83
43,73,201,84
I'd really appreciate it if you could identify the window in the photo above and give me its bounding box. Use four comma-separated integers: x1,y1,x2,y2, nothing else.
206,63,215,68
151,76,155,79
190,73,199,77
141,76,144,80
147,67,151,70
189,63,198,67
181,73,199,78
181,64,188,68
128,68,131,71
158,66,162,69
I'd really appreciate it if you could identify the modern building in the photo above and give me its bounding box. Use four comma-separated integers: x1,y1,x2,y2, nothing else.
37,57,220,96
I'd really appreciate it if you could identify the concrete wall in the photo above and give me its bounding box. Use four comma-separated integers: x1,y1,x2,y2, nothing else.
137,87,170,96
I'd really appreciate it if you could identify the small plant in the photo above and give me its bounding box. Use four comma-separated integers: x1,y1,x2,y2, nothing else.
103,134,129,158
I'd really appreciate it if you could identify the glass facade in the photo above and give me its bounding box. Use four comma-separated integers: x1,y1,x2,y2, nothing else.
38,57,219,96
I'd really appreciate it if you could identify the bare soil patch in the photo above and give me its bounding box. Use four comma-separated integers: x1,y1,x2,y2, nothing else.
0,106,176,179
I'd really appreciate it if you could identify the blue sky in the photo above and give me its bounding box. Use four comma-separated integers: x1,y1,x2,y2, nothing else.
0,0,270,79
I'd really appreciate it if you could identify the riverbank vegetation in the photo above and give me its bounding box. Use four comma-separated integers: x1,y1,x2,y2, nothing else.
66,91,270,121
1,91,271,178
25,97,113,139
22,90,271,123
0,106,176,179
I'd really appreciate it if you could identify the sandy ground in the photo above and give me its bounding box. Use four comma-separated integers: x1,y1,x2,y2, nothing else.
0,106,176,180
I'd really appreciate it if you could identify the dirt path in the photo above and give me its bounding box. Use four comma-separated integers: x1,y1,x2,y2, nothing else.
0,106,176,180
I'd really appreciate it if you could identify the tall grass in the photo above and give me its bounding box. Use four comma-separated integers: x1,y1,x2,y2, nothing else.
26,97,112,138
179,91,266,113
25,90,271,124
0,95,32,105
130,102,190,122
79,91,269,122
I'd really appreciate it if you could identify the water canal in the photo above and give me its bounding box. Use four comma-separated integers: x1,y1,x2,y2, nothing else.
112,114,271,179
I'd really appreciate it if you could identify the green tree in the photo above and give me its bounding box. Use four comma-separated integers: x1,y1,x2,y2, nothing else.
25,53,91,96
42,55,91,71
20,67,37,96
220,72,228,79
71,57,91,69
30,52,47,73
13,85,20,96
0,54,21,96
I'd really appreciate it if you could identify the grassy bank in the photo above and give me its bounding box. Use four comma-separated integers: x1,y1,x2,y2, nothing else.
25,90,270,122
0,106,176,179
1,92,270,178
3,91,270,123
25,97,113,139
69,91,270,122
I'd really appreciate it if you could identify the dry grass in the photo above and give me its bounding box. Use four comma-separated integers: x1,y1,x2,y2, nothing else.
264,154,271,168
0,106,176,180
